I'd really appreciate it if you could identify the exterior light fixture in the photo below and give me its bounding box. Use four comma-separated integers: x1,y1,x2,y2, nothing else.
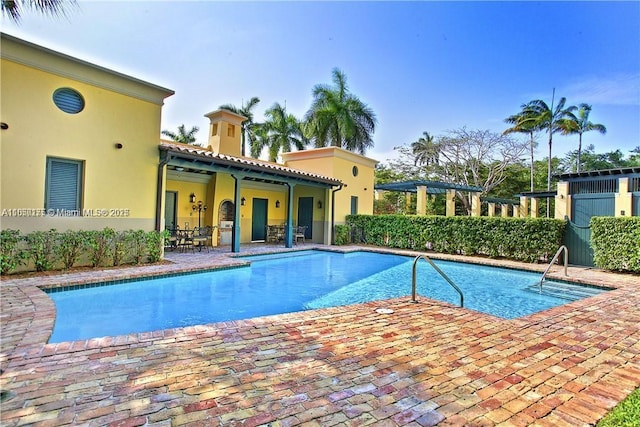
317,200,322,209
192,200,208,228
115,143,123,149
241,197,246,206
0,122,8,130
189,193,196,203
275,200,280,208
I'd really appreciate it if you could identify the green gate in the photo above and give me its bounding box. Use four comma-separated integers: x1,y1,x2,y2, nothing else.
564,194,615,266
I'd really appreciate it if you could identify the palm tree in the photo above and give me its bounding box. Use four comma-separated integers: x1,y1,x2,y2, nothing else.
411,132,439,167
504,107,540,191
521,91,577,201
560,103,606,173
2,0,75,22
161,124,199,145
304,68,377,155
219,97,260,157
254,102,306,162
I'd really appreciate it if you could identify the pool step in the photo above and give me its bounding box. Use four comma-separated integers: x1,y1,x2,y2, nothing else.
524,281,607,301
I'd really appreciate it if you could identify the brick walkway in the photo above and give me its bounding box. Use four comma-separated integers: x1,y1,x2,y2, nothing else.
1,245,639,426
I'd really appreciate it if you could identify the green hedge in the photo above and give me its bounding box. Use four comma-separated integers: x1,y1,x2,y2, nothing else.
591,217,640,273
344,215,566,263
0,228,168,275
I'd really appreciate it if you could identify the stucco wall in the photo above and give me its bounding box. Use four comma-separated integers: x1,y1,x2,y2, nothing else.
0,37,172,232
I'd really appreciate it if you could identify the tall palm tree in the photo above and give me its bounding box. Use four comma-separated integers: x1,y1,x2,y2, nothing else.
254,102,306,162
304,68,377,155
504,107,540,191
2,0,75,22
161,124,199,145
560,103,606,173
219,97,260,157
411,132,439,167
522,91,577,200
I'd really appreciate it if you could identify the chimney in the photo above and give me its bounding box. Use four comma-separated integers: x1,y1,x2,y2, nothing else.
204,109,247,157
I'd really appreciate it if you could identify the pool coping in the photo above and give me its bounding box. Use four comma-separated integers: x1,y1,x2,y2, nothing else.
1,244,639,426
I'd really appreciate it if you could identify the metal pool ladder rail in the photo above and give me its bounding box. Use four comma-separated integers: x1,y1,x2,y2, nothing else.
411,255,464,307
538,245,569,292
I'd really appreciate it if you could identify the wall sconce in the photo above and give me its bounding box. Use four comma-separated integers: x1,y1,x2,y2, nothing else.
241,197,246,206
114,142,124,149
189,193,196,203
275,200,280,208
0,122,8,130
317,200,323,209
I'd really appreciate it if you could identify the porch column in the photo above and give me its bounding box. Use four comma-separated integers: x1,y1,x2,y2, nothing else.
519,196,529,218
501,203,509,218
555,181,571,220
487,202,496,217
416,185,427,215
615,177,632,217
405,192,412,212
375,189,385,201
470,192,481,217
530,198,539,218
285,183,295,248
513,204,520,218
231,175,242,252
445,189,456,216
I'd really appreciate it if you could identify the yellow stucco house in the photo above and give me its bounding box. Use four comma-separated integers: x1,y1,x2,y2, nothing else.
0,33,377,251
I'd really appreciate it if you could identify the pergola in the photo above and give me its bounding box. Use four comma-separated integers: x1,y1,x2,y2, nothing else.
374,180,483,216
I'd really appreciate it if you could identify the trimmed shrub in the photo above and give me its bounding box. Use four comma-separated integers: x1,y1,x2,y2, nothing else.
591,217,640,273
25,229,59,272
146,230,168,263
0,229,27,274
86,228,116,267
56,229,88,270
346,214,565,263
334,225,350,246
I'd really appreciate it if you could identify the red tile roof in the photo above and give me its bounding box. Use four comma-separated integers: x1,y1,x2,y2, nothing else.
159,141,342,186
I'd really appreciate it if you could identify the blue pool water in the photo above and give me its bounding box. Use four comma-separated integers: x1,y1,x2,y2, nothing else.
47,250,604,342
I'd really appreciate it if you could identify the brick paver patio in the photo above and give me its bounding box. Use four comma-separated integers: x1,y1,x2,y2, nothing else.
1,244,638,426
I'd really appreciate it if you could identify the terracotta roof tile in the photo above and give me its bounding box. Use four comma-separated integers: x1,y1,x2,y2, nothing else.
159,141,341,185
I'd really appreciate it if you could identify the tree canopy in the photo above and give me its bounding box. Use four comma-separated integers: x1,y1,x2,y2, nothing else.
1,0,75,22
161,125,199,145
304,68,377,155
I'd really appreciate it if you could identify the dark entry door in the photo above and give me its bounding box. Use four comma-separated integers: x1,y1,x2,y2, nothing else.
564,194,615,266
297,197,313,239
164,191,177,230
251,198,268,241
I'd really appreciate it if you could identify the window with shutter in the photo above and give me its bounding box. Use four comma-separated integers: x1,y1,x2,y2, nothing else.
46,158,83,210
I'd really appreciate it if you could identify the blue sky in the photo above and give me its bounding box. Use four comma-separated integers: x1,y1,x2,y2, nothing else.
4,1,639,164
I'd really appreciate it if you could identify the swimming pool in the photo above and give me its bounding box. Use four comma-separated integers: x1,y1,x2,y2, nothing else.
47,250,607,342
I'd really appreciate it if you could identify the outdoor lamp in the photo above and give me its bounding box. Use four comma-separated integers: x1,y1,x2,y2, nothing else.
189,193,196,203
241,197,246,206
275,200,280,208
317,200,322,209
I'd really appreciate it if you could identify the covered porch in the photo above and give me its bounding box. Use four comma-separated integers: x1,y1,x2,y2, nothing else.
156,141,341,252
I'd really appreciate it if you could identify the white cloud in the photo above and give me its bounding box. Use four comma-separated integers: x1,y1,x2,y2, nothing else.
561,72,640,106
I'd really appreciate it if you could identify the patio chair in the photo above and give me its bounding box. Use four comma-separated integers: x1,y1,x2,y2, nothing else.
266,225,279,243
177,229,195,252
294,225,307,244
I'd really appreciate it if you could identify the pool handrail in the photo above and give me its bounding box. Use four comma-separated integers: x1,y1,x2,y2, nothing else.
539,245,569,292
411,255,464,307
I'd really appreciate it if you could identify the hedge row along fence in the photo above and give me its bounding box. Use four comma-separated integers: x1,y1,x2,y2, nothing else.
0,228,168,275
340,215,566,263
591,217,640,273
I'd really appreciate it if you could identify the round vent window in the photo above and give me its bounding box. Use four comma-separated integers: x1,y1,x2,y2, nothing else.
53,88,85,114
352,166,359,177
